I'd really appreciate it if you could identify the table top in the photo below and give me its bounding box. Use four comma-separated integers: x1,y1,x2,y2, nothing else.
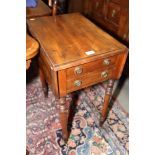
26,0,51,18
26,33,39,60
27,13,127,71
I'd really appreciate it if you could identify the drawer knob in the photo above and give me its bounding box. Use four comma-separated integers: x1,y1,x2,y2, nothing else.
103,59,111,65
101,71,108,78
74,67,82,75
74,80,82,87
112,9,116,17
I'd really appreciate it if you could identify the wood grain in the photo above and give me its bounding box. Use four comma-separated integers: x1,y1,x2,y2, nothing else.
67,68,114,93
26,33,39,69
101,79,115,122
26,34,39,60
27,13,127,71
58,70,67,97
57,97,69,141
66,55,118,79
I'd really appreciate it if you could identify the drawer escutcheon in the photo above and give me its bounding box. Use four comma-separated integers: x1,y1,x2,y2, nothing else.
74,67,83,75
103,59,111,65
74,80,82,87
101,71,108,78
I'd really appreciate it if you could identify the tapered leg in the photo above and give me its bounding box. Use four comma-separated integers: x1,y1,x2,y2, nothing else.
58,97,69,141
101,79,115,123
39,67,48,97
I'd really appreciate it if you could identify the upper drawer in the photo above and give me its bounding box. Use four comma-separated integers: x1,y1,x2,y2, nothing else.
66,55,118,80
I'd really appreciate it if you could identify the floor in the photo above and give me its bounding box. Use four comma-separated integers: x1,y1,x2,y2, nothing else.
113,77,129,113
26,72,129,154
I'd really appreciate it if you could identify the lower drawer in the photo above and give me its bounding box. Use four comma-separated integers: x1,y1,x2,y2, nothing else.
66,68,114,93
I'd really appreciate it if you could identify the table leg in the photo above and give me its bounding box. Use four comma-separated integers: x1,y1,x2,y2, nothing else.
58,97,69,141
39,67,48,97
101,79,115,123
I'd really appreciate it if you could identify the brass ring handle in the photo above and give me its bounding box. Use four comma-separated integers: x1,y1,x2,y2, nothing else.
74,67,83,75
74,80,82,87
112,9,116,17
103,59,111,65
101,71,108,78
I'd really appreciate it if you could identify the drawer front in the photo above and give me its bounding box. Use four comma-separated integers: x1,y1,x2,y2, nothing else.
67,68,114,93
92,0,104,18
66,55,118,80
58,52,128,97
105,2,121,25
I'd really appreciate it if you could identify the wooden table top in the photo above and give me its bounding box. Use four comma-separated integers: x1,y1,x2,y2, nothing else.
27,13,127,71
26,33,39,60
26,0,51,18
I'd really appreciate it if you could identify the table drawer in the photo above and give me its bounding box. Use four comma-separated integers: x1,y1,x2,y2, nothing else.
66,55,118,80
67,68,114,93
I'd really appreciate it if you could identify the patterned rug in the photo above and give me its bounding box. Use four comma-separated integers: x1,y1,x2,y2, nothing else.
26,62,129,155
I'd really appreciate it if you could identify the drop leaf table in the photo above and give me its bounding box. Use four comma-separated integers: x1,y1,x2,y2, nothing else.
27,13,128,141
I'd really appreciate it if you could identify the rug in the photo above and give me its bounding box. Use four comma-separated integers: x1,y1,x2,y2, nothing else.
26,63,129,155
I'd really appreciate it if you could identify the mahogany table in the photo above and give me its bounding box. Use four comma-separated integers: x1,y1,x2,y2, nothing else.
27,13,128,140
